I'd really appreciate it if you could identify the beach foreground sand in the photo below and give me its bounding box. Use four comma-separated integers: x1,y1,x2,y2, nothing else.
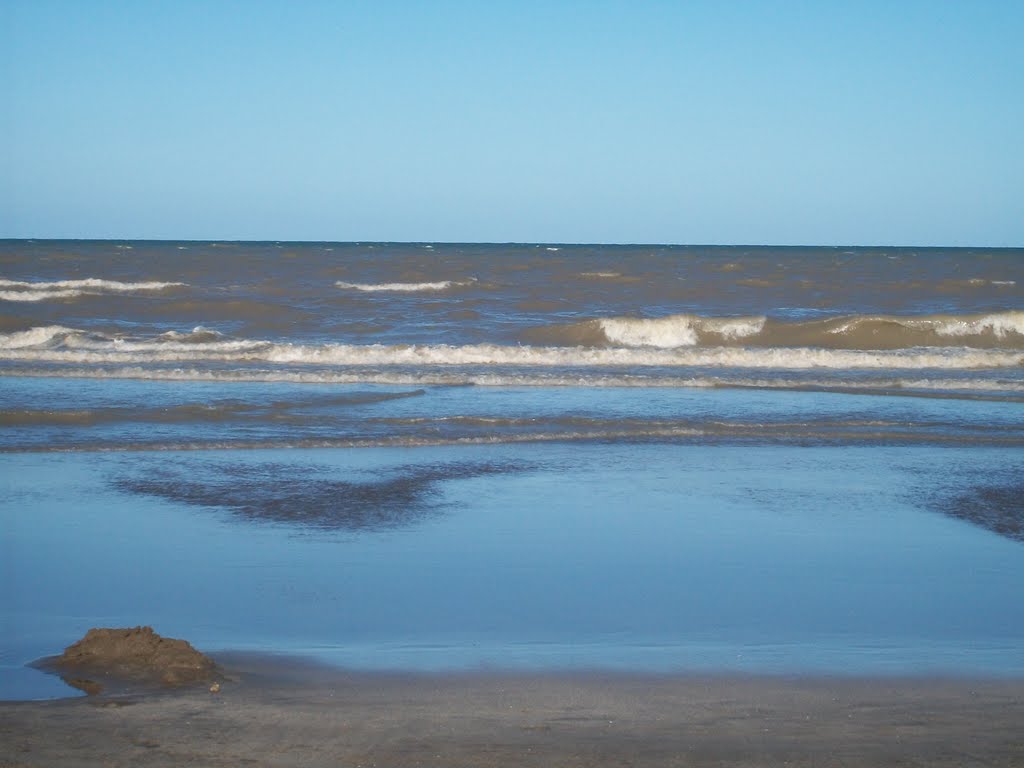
2,656,1023,767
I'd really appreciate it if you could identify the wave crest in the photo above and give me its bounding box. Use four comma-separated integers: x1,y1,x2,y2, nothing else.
336,278,476,292
158,326,226,344
524,311,1024,350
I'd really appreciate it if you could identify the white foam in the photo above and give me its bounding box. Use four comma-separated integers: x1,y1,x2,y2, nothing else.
0,278,186,302
931,311,1024,339
598,314,767,348
335,278,475,292
0,278,186,291
0,289,86,302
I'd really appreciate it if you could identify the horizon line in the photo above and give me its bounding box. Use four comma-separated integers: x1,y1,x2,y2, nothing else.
2,237,1021,250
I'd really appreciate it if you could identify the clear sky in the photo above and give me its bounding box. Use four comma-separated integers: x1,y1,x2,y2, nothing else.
2,1,1022,245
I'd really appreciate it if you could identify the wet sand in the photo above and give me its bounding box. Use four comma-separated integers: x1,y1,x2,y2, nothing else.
3,655,1023,767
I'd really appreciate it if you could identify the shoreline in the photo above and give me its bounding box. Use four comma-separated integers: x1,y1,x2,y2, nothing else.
4,655,1024,767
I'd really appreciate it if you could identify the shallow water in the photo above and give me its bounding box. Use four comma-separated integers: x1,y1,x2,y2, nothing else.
3,437,1024,699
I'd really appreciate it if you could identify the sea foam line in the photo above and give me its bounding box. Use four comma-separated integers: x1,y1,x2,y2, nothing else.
2,336,1020,369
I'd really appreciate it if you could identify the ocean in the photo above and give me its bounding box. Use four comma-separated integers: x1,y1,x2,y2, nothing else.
1,240,1022,699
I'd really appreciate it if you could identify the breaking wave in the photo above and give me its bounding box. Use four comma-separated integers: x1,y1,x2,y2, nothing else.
524,311,1024,350
601,315,766,347
2,325,1021,371
0,278,186,302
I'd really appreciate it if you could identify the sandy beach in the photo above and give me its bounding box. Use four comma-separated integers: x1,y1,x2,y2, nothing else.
3,655,1024,767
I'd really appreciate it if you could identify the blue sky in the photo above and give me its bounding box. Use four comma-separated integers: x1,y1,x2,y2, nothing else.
2,1,1022,245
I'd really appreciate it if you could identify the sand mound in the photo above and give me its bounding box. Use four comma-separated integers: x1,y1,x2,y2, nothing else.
50,626,219,693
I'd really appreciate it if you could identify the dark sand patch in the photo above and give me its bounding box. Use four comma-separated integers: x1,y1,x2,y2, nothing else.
4,656,1024,767
938,480,1024,542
